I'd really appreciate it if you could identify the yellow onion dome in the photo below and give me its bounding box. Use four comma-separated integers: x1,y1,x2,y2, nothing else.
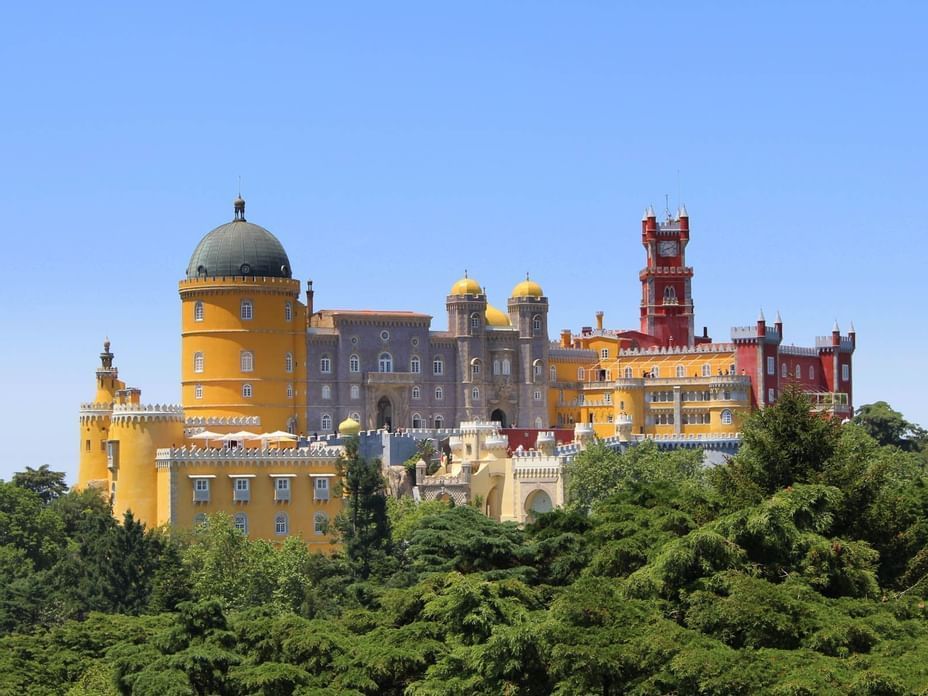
338,417,361,437
485,304,512,327
450,275,482,296
511,276,544,298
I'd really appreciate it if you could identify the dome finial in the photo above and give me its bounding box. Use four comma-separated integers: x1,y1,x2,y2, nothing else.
234,194,246,221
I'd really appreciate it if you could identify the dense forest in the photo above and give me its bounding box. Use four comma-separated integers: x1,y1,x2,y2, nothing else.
2,390,928,695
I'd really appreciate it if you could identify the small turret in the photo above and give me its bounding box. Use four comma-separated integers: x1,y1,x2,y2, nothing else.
774,310,783,337
832,320,841,347
757,309,766,337
595,311,604,331
849,321,856,348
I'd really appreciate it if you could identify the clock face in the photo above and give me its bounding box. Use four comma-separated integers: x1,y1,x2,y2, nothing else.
658,241,679,257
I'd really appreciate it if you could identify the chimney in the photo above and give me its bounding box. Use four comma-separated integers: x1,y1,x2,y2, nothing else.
595,311,604,331
306,280,314,316
560,329,571,348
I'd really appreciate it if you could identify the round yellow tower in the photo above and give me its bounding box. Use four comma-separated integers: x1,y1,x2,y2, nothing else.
179,197,307,435
77,339,125,490
108,403,184,527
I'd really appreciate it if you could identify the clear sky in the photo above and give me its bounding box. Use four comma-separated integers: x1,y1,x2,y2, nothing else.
2,2,926,483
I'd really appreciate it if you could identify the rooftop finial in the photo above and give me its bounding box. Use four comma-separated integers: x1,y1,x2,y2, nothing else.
849,321,856,333
103,336,111,352
758,308,765,322
775,310,782,324
526,271,530,281
833,319,840,333
464,269,468,278
234,193,246,221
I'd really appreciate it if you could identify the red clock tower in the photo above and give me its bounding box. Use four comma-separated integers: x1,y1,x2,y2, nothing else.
639,205,695,347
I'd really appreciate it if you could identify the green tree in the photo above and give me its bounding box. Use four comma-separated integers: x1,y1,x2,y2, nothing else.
335,437,391,579
12,465,69,505
854,401,927,451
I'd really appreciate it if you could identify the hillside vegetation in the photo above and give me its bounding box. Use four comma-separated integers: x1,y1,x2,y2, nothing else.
2,388,928,695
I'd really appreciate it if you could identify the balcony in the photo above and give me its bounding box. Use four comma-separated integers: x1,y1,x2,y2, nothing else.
233,487,250,503
808,392,851,415
366,371,417,385
614,375,751,389
193,488,210,503
275,487,291,502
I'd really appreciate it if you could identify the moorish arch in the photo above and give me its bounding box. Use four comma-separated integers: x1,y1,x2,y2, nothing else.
490,408,508,428
376,396,393,430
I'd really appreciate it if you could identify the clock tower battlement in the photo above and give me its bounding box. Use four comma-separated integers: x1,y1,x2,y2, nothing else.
639,205,695,347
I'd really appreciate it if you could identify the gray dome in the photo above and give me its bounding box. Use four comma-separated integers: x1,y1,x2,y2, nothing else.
186,202,292,279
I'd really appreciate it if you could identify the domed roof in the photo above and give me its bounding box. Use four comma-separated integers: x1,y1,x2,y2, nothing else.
450,273,482,296
186,198,293,279
511,275,543,298
485,304,511,327
338,417,361,437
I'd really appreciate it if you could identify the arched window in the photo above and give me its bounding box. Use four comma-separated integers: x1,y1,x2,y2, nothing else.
435,386,443,400
275,512,289,536
240,299,253,320
349,354,360,373
532,315,542,334
194,384,203,399
241,351,254,372
350,385,360,399
809,365,815,380
601,349,609,360
322,385,331,400
795,365,802,379
578,367,585,381
470,313,480,330
411,386,421,400
433,357,444,375
651,366,660,378
314,512,328,535
471,358,480,376
320,356,331,373
234,513,248,535
410,356,421,373
663,286,677,304
701,363,711,377
720,409,733,425
434,415,444,428
676,365,685,378
550,365,557,381
321,414,332,431
412,413,422,428
472,387,480,400
194,352,204,373
378,352,393,372
781,362,787,378
502,359,511,376
533,359,543,378
624,367,633,379
287,383,293,399
493,359,501,375
242,383,253,398
349,412,360,422
284,301,292,322
194,301,204,322
534,389,542,401
285,352,293,372
534,416,543,428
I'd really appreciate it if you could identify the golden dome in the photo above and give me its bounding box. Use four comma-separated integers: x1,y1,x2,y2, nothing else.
450,274,482,296
338,417,361,437
511,275,543,298
485,304,512,327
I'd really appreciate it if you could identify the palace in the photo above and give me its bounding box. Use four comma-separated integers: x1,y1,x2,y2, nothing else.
78,197,855,536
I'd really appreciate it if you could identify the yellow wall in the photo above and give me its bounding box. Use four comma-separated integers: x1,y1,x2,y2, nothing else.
180,276,308,434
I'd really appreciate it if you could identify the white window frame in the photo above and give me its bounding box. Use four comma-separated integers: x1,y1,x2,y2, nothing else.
433,357,444,375
349,354,360,373
240,299,253,321
234,512,248,534
601,349,609,360
275,512,288,536
721,409,733,425
470,313,480,330
194,352,204,373
550,365,556,381
533,389,542,401
241,351,254,373
767,356,775,375
502,359,511,376
411,386,420,400
320,356,331,374
842,364,850,382
322,385,332,400
532,315,542,334
284,301,293,322
795,365,801,379
410,356,421,374
676,365,685,378
435,386,443,400
378,352,393,373
194,384,203,400
434,415,444,428
194,301,204,322
314,512,328,535
472,386,480,400
701,364,711,377
314,477,329,501
809,365,815,380
285,352,293,373
350,385,360,399
624,367,633,379
242,383,253,398
578,367,585,381
287,383,294,399
321,414,332,431
768,387,775,402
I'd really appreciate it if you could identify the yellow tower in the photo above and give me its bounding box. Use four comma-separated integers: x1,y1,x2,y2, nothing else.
107,399,184,527
77,339,125,490
179,197,308,435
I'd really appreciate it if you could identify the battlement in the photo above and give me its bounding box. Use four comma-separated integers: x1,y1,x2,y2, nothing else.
513,458,563,479
80,402,113,413
731,326,780,341
111,403,184,423
618,343,735,357
185,415,261,427
179,276,301,295
779,345,819,357
815,336,854,351
155,444,344,466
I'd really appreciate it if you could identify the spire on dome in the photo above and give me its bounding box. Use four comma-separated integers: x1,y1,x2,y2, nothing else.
233,194,246,221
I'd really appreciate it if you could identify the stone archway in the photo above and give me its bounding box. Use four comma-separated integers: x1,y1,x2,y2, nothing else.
376,396,393,430
485,486,501,521
490,408,508,428
524,489,553,521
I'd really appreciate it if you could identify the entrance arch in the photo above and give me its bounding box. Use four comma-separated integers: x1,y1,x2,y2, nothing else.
490,408,508,428
376,397,393,430
524,489,553,521
485,486,501,521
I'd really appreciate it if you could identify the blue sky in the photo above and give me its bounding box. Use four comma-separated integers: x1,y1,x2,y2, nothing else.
2,2,925,483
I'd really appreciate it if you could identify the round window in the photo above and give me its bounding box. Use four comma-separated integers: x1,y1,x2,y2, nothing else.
240,263,251,275
380,330,390,341
411,337,419,347
351,336,359,345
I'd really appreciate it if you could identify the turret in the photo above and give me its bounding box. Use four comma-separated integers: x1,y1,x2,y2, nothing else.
774,310,783,338
757,309,766,338
832,320,841,347
849,321,856,348
78,339,127,491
